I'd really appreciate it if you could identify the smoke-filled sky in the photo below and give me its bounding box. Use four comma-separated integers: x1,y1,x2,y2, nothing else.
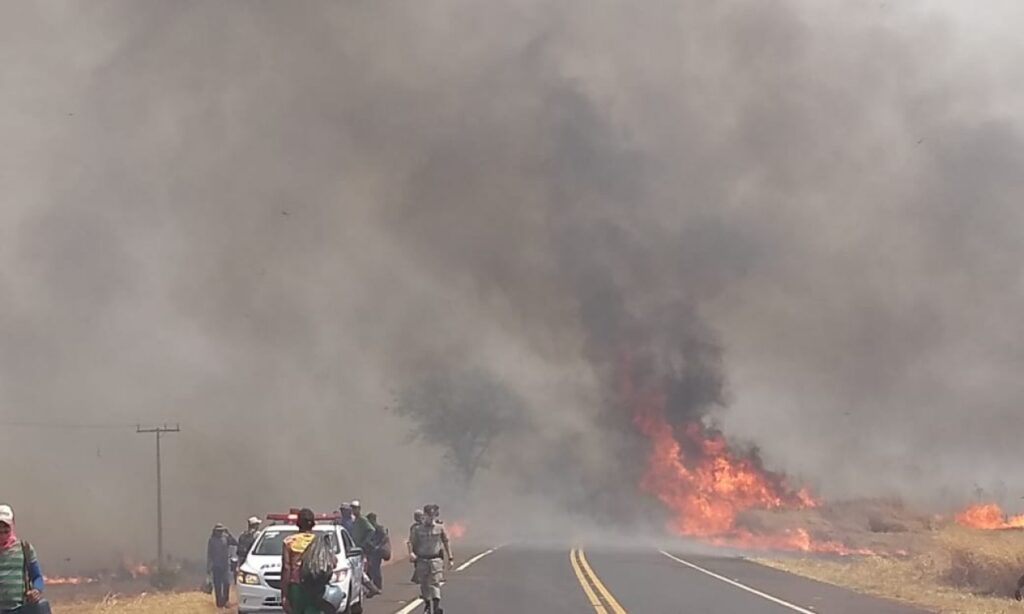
3,1,1024,569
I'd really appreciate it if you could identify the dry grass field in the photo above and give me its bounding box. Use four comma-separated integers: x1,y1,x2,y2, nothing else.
55,591,225,614
760,524,1024,614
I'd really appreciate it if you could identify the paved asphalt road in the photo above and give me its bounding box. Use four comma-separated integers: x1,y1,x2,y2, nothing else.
362,544,933,614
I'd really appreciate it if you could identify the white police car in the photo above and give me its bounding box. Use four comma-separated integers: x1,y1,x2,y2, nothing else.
237,511,366,613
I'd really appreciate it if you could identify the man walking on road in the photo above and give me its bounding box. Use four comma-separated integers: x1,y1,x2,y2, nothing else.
407,509,424,584
410,504,453,614
206,523,237,608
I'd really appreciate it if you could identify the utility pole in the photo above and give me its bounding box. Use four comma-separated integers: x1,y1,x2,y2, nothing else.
137,424,180,569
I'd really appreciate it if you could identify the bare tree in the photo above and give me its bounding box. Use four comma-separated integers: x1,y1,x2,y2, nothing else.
392,369,527,485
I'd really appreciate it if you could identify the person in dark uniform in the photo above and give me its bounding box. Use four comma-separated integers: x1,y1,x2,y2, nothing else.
364,513,390,592
407,509,424,583
236,517,261,565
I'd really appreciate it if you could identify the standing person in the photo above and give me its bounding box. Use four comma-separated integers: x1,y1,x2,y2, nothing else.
348,502,380,598
338,503,355,536
280,508,329,614
236,517,261,565
364,513,390,592
0,505,45,614
350,501,374,550
206,523,237,608
407,509,423,584
409,504,453,614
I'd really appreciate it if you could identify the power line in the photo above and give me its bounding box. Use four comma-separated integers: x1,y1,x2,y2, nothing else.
0,421,140,430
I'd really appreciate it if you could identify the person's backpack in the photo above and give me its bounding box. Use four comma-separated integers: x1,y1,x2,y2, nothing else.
299,534,336,590
367,528,392,561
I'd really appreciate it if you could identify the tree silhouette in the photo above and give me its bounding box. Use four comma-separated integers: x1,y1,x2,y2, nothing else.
392,369,527,484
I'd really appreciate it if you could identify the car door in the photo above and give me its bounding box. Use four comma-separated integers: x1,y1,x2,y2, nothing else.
341,528,363,601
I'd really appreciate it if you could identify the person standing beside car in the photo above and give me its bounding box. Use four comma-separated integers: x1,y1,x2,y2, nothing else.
364,513,390,592
207,523,237,608
338,503,355,536
0,504,46,614
350,501,374,551
236,517,261,564
280,508,322,614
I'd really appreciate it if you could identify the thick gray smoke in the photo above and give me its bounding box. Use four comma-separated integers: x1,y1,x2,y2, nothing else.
3,0,1024,570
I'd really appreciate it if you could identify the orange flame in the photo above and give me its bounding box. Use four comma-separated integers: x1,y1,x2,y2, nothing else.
620,350,869,555
955,503,1024,530
635,412,817,538
447,521,468,540
117,554,153,579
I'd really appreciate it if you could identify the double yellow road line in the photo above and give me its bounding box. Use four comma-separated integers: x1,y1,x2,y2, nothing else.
570,548,628,614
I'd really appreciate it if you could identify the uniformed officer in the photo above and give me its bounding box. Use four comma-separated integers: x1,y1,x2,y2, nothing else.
409,504,453,614
408,509,424,583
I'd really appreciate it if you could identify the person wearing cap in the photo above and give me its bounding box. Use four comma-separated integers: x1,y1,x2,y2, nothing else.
236,517,261,565
338,503,355,535
410,504,453,614
349,501,374,551
0,505,45,613
206,523,237,608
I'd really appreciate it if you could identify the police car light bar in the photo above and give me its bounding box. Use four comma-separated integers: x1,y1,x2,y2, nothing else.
266,510,341,522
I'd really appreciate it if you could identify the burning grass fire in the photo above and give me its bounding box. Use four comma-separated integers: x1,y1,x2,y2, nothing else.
620,349,874,555
44,556,153,587
955,503,1024,530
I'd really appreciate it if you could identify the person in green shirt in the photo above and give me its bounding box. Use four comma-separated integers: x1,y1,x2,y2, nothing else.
349,501,380,598
0,504,45,613
349,501,374,549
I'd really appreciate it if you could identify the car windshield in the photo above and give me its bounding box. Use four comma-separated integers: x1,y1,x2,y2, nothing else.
252,527,339,556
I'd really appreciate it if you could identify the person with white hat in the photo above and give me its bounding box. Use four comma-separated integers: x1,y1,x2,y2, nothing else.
0,504,47,613
338,502,355,535
236,516,261,565
349,501,374,551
